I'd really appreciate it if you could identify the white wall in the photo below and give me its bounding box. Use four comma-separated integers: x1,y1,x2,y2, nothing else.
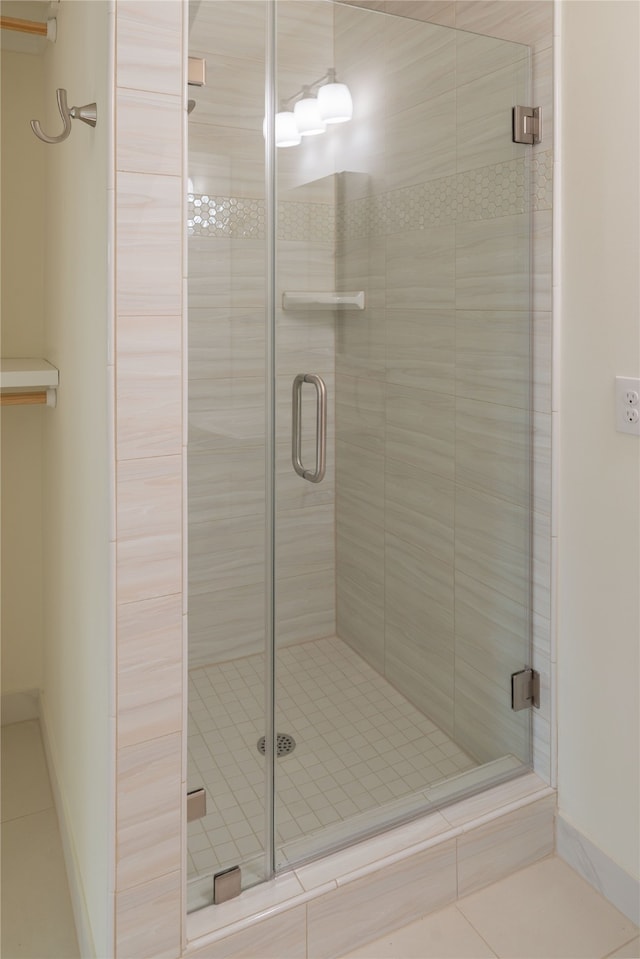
558,0,639,883
40,1,113,954
1,51,45,701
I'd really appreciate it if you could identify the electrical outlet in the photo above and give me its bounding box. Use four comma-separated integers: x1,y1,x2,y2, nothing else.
616,376,640,435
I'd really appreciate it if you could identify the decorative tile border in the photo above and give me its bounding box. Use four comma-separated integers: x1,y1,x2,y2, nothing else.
187,196,334,242
187,151,552,241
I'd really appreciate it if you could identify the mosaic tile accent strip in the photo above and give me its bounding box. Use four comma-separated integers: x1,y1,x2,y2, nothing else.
531,150,553,211
187,195,334,242
187,635,476,880
337,157,530,239
186,151,552,241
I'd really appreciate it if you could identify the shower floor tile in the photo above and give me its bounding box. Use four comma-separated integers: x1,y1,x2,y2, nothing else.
187,636,476,880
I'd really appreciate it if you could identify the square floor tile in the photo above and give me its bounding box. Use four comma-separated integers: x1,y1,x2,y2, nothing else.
1,808,79,958
457,857,638,959
1,720,53,822
341,903,497,958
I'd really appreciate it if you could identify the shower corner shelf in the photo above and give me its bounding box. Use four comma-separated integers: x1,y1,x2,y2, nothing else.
0,357,59,407
282,291,365,311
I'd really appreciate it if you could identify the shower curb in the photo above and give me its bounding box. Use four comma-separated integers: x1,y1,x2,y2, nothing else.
186,776,555,957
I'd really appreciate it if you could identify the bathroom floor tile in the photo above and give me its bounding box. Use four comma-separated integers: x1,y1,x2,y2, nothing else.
605,937,640,958
341,902,497,958
1,807,80,958
457,856,638,959
1,719,53,822
187,636,476,880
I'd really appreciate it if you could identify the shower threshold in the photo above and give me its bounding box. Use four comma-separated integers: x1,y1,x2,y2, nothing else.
187,635,529,912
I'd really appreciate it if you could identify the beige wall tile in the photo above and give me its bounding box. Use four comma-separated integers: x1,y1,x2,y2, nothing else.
188,905,306,958
116,530,182,603
116,732,182,890
456,61,528,174
386,16,456,112
116,0,182,96
116,455,182,540
117,594,182,748
532,208,553,313
189,515,264,592
115,869,181,959
386,91,456,190
454,1,553,54
455,399,530,509
386,309,455,395
385,459,454,565
189,581,265,667
455,310,529,409
456,795,555,897
116,314,182,460
116,172,182,315
386,384,455,479
307,839,457,958
387,227,455,310
455,29,528,89
455,485,529,609
116,90,182,176
384,1,456,27
275,567,336,645
455,215,529,312
336,574,385,672
335,371,385,453
454,657,529,764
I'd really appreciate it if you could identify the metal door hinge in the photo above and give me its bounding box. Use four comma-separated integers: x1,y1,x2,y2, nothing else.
187,788,206,822
188,57,206,87
511,668,541,711
213,866,242,904
513,106,542,145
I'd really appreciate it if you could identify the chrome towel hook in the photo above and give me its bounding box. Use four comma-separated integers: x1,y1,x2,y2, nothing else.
31,88,97,144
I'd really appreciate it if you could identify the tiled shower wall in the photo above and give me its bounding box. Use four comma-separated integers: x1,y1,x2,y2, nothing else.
334,0,554,777
188,1,338,667
109,2,554,957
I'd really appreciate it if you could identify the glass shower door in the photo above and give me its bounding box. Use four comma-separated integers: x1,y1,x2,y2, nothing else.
186,0,535,912
272,1,533,870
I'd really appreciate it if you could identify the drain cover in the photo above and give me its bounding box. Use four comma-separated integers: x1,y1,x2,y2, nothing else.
257,733,296,757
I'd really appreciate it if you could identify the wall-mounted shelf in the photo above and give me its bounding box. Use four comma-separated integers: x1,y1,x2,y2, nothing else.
282,291,365,311
0,358,59,407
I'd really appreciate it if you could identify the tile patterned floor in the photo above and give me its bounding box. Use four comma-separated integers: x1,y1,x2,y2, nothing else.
1,720,80,959
341,857,639,959
187,635,476,879
4,719,638,959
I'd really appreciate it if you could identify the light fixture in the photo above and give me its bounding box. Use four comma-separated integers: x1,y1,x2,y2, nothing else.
265,69,353,148
275,111,302,147
293,87,326,136
317,69,353,124
262,108,302,147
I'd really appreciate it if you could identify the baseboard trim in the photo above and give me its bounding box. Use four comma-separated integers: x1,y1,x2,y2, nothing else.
1,689,39,725
557,814,640,925
39,693,97,958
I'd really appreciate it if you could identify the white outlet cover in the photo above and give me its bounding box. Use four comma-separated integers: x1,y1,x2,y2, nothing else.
615,376,640,435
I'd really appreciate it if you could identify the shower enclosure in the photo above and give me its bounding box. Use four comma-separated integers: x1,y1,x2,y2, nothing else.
187,0,533,912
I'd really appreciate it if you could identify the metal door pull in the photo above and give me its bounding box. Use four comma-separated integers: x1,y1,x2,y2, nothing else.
292,373,326,483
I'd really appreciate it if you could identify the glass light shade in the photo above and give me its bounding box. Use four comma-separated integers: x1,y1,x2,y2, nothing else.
293,96,326,136
317,82,353,123
262,111,302,147
275,111,301,147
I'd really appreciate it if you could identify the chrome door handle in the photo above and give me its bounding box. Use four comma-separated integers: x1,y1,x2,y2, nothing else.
292,373,326,483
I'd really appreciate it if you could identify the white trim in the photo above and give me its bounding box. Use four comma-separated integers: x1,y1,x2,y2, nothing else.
557,815,640,925
39,693,97,959
1,689,39,725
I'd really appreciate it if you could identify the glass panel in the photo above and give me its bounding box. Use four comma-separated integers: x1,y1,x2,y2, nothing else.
273,2,532,869
186,0,270,912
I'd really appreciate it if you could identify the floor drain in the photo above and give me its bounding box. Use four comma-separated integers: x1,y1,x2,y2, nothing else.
257,733,296,757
